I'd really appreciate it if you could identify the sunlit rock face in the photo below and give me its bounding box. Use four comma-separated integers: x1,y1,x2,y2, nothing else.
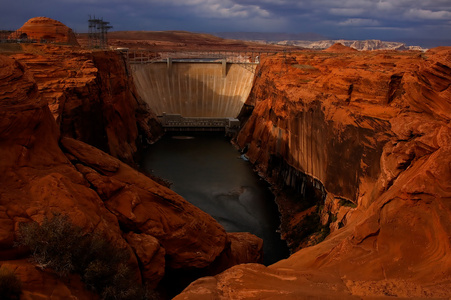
176,46,451,299
2,16,451,298
10,44,163,163
15,17,79,45
237,45,450,205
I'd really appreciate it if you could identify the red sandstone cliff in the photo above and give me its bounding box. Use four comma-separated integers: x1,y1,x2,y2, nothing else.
0,41,263,298
3,17,451,298
10,44,162,163
176,48,451,298
0,53,263,298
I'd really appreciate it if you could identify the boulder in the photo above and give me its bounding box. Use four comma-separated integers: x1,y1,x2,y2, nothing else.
125,232,166,288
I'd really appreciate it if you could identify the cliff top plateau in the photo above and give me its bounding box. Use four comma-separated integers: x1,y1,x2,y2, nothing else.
77,30,298,52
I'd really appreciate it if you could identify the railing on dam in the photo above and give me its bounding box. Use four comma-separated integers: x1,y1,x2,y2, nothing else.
159,113,240,134
125,50,263,74
122,50,269,65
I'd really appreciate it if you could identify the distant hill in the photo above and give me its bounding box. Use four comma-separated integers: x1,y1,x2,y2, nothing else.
212,32,451,49
214,32,327,42
279,39,427,51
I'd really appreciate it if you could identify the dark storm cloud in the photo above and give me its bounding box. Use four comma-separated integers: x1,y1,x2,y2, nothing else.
1,0,450,41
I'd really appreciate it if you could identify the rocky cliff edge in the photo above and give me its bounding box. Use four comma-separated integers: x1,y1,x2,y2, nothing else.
0,49,262,298
176,47,451,299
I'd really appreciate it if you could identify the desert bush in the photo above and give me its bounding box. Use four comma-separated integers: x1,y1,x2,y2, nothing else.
338,199,357,208
0,266,22,300
17,213,85,276
17,213,154,300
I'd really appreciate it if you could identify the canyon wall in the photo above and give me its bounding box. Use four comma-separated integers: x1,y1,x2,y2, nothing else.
0,45,262,298
11,44,163,163
176,46,451,298
131,61,256,118
237,47,399,204
2,17,450,298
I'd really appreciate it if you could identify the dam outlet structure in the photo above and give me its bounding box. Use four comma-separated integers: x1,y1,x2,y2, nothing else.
129,52,258,133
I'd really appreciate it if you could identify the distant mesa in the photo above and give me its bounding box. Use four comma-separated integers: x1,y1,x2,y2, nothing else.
279,39,426,51
324,43,358,53
13,16,79,46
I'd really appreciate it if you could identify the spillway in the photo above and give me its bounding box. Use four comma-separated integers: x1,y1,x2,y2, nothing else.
130,60,257,119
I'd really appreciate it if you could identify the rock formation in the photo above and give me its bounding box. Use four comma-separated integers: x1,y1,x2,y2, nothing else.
10,44,162,163
176,47,451,298
323,43,358,53
0,21,263,298
2,16,451,299
14,17,79,46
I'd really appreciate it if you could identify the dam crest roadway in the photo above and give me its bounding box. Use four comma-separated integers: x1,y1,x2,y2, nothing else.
126,50,265,132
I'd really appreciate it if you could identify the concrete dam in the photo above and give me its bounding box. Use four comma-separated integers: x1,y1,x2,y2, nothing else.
129,53,258,131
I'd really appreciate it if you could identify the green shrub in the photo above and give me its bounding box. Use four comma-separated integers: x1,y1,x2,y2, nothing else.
338,199,357,208
314,226,330,244
17,213,154,300
0,266,22,300
330,214,338,223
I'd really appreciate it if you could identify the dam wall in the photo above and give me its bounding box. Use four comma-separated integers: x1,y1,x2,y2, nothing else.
130,61,257,118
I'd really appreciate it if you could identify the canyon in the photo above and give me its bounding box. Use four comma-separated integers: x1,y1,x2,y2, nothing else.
1,17,450,299
177,45,451,299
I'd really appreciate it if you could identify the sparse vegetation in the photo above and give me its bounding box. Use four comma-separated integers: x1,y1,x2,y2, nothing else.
338,199,357,208
291,64,317,70
288,209,331,251
17,213,156,300
313,225,331,244
330,213,338,223
0,43,23,55
0,266,22,300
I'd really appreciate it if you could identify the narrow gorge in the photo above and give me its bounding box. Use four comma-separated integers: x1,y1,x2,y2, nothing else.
1,18,450,300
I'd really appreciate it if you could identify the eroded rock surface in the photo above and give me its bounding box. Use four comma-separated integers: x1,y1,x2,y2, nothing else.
0,47,262,298
10,44,162,163
15,17,79,46
3,16,451,298
177,47,451,298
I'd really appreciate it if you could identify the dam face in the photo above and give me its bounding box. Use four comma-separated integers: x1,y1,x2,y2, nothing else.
130,60,257,120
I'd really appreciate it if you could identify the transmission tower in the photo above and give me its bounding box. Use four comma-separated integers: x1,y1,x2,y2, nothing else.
88,15,112,49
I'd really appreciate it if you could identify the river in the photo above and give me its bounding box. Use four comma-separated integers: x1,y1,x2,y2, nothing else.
140,133,289,265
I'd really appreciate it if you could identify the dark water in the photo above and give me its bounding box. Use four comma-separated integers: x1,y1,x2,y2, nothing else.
140,133,289,265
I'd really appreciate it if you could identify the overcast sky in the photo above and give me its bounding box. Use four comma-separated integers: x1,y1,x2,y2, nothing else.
1,0,450,45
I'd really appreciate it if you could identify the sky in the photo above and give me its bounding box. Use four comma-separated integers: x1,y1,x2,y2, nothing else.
1,0,450,45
